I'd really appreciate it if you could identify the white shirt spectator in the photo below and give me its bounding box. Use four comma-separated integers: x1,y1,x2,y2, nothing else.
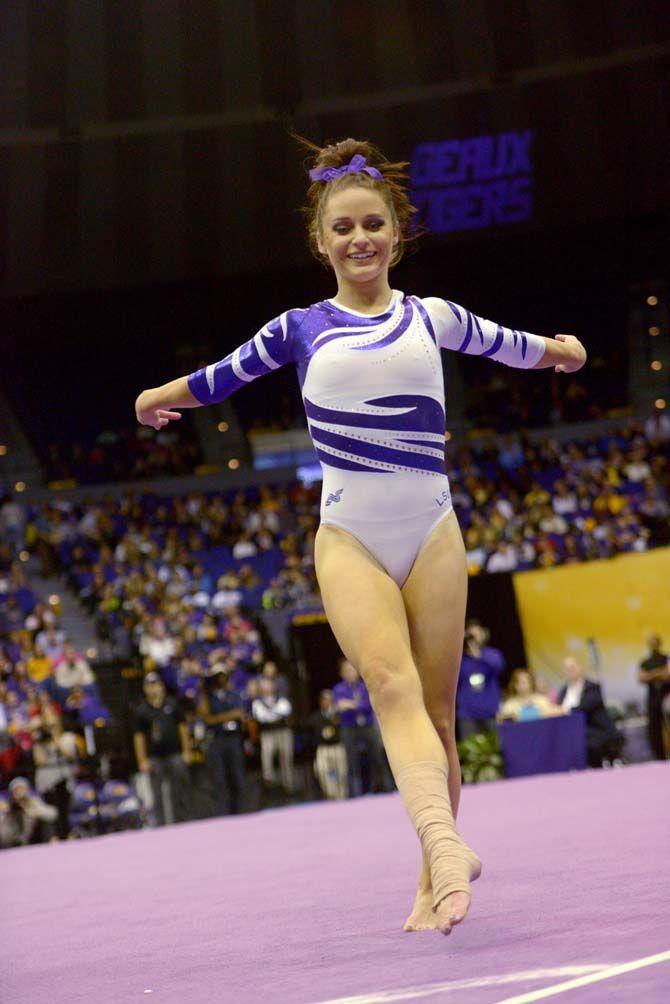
54,652,95,689
624,459,651,483
495,498,515,520
232,538,258,559
485,544,519,573
644,412,670,441
252,695,292,725
142,634,176,668
552,490,578,516
561,679,584,712
539,511,568,534
211,587,243,613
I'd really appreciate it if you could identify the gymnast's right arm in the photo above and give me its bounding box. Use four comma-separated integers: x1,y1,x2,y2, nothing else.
135,376,199,430
135,309,303,430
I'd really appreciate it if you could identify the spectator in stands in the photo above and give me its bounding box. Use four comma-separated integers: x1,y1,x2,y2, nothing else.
0,495,25,557
333,659,389,797
198,665,246,816
638,635,670,761
551,480,578,517
485,540,519,573
25,645,53,686
133,673,192,826
252,678,294,796
499,669,564,722
32,712,78,840
456,621,505,740
310,689,347,799
211,572,244,614
52,642,95,690
140,619,176,669
0,777,58,847
232,531,258,560
63,685,110,727
257,660,290,700
557,656,624,767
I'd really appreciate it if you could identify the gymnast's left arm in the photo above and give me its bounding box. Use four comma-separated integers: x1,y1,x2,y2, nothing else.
420,297,586,374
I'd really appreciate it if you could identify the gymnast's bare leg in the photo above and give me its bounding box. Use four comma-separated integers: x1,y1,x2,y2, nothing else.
315,518,479,935
401,508,469,930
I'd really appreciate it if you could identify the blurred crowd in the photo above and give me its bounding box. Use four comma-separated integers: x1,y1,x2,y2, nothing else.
451,417,669,573
4,566,666,847
44,425,202,485
1,415,669,846
18,419,670,638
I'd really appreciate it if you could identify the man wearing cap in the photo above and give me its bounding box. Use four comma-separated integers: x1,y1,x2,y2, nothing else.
198,664,246,816
133,673,193,826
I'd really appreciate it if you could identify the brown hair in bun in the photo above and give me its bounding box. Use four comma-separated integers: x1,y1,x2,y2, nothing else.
297,136,418,268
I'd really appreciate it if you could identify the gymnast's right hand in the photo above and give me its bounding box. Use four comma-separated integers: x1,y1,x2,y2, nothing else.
135,389,182,430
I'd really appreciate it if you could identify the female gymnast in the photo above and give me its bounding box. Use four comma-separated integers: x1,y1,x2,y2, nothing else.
135,138,586,935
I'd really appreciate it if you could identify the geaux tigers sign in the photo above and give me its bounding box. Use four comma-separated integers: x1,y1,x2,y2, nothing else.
410,130,533,234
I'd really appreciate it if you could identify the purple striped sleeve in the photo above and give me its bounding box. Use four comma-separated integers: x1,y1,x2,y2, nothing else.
187,310,301,405
420,297,546,369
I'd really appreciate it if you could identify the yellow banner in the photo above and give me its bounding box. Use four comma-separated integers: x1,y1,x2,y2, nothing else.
512,547,670,702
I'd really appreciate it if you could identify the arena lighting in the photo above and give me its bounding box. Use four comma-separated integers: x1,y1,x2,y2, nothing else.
647,295,659,306
0,444,6,455
217,421,229,432
651,361,663,371
19,551,29,562
228,458,240,470
655,399,666,410
14,481,25,492
649,326,660,336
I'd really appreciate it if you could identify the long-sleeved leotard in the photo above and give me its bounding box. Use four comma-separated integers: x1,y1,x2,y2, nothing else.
188,290,545,586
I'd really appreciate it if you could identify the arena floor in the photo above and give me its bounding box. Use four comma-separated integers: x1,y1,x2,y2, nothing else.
3,762,668,1004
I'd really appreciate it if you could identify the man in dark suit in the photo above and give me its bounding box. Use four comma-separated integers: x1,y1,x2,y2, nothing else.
557,657,624,768
638,635,670,760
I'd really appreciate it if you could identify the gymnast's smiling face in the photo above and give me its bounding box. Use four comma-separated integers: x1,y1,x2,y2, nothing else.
317,185,399,291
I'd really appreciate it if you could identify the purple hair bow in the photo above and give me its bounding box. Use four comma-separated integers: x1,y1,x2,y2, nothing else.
309,153,383,183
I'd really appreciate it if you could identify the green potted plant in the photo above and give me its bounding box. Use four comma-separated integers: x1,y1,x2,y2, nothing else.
457,730,504,784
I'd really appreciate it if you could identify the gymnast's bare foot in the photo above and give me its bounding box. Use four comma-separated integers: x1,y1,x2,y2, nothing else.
405,847,481,934
403,878,437,932
433,890,471,935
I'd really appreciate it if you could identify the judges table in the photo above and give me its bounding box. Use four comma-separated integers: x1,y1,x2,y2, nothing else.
497,712,587,778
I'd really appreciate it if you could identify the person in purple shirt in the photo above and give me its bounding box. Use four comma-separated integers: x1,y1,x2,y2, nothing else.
135,136,586,935
456,620,506,739
332,659,389,798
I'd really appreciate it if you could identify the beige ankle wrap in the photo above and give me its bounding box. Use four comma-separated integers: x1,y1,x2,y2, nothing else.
395,761,482,910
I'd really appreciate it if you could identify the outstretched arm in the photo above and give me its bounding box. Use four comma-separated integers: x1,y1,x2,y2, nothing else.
421,298,586,374
135,376,200,431
135,308,302,431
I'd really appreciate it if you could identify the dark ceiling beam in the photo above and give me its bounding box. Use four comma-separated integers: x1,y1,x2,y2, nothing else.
0,39,668,148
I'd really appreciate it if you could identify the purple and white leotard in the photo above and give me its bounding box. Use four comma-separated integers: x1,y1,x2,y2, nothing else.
187,290,545,586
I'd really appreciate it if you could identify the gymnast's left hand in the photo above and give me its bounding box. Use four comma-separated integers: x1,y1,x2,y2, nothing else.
553,333,587,374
